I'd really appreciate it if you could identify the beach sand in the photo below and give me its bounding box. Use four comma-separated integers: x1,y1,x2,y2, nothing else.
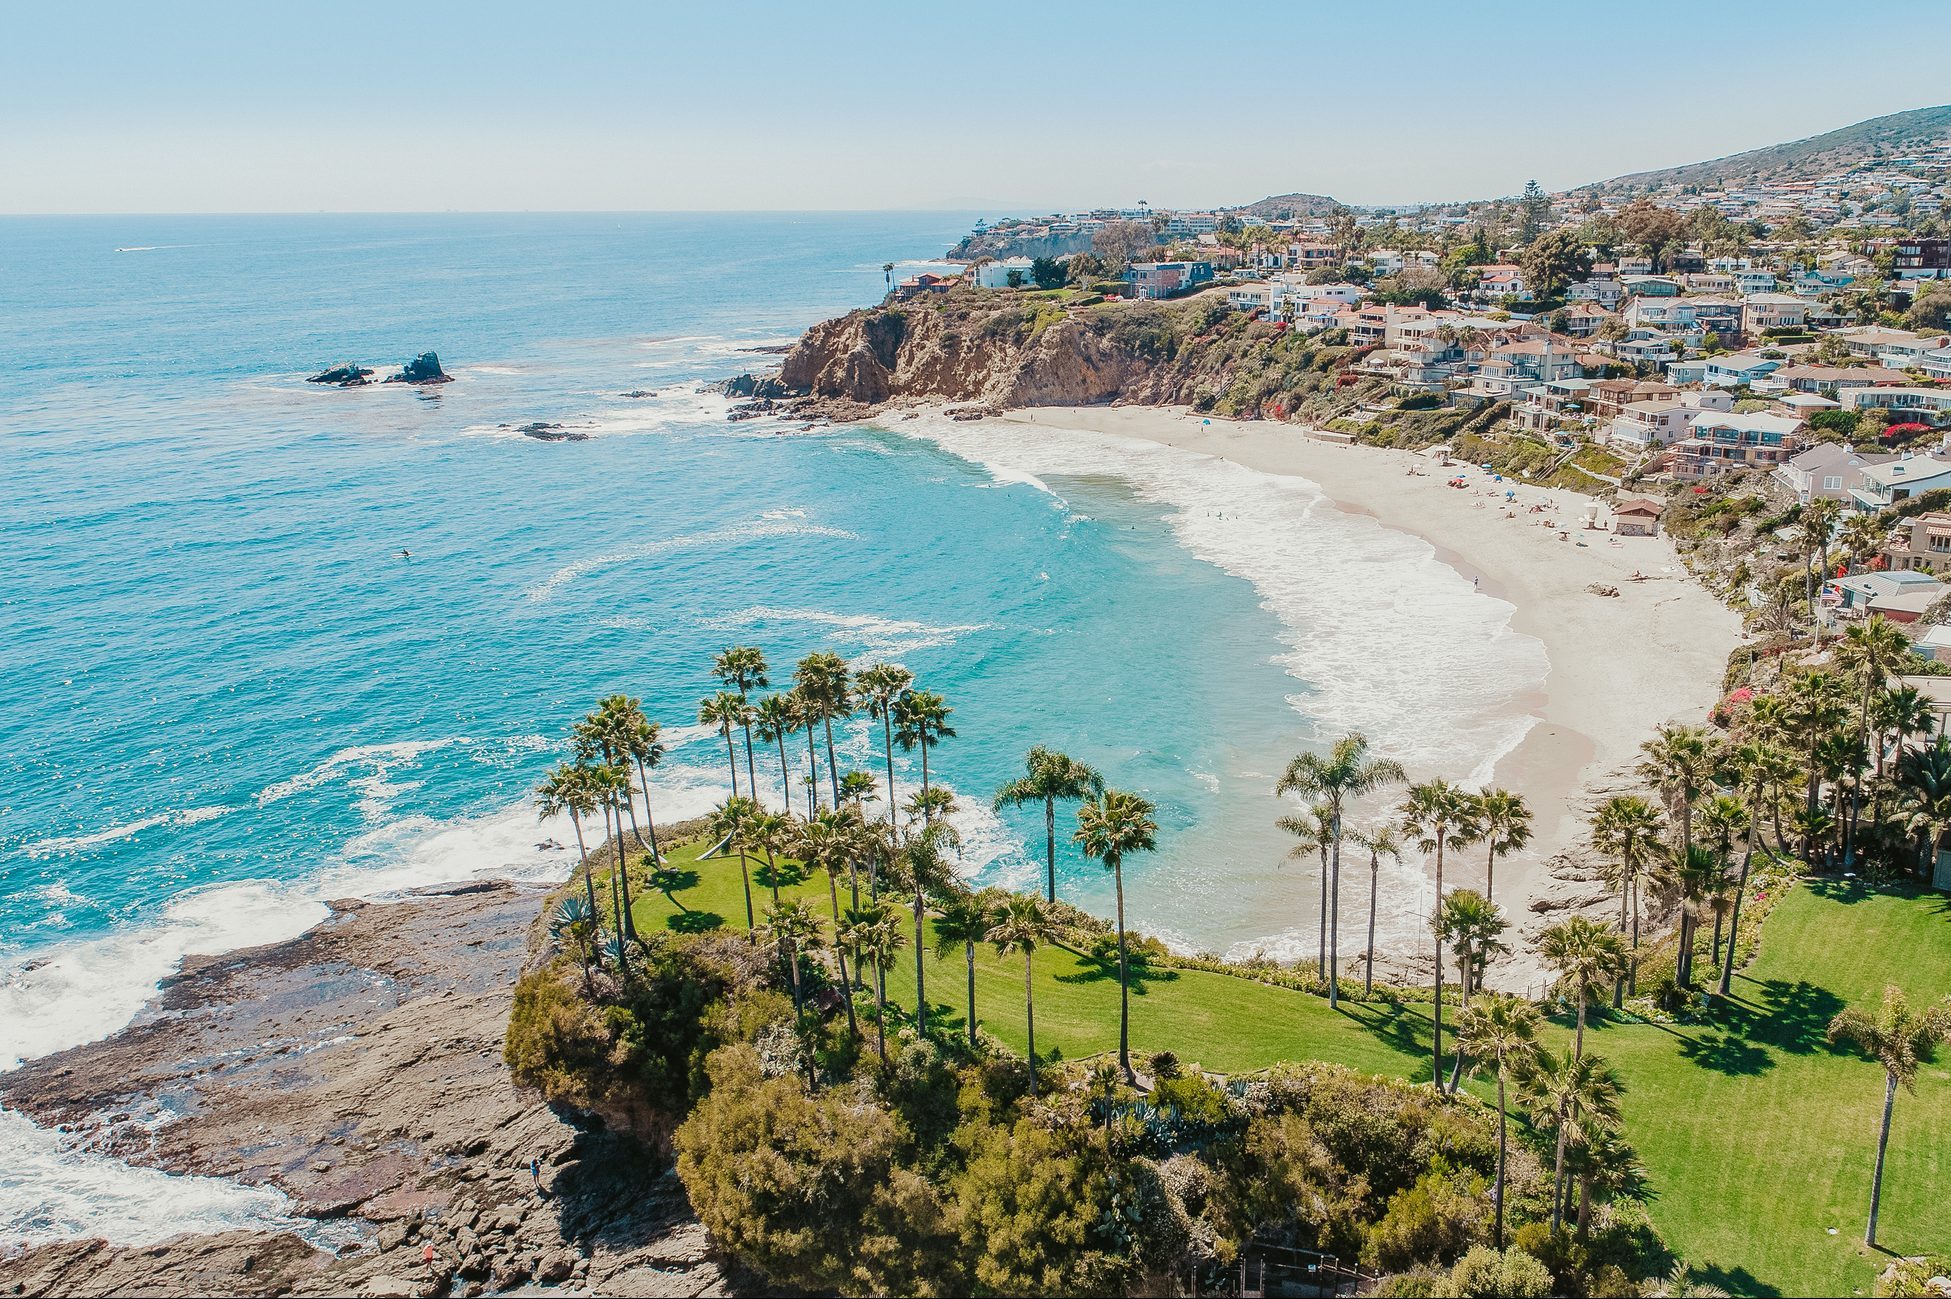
962,405,1745,987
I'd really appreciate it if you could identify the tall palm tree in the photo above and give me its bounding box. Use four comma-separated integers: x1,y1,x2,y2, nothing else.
892,689,955,808
1438,888,1509,1006
839,902,905,1068
707,796,762,931
1719,741,1787,996
854,663,915,826
797,807,860,992
761,898,822,1088
1348,821,1404,998
617,701,667,864
1276,733,1406,1007
1659,843,1724,988
585,760,634,951
1787,669,1850,855
1836,615,1915,860
1400,778,1482,1092
1522,1046,1624,1233
574,700,650,937
698,692,750,799
793,652,853,809
1075,789,1159,1081
1897,736,1951,880
1458,993,1545,1249
994,747,1105,904
898,819,961,1035
934,889,995,1048
712,645,770,799
1869,683,1936,826
754,691,802,816
1591,794,1663,1000
1471,788,1532,907
1539,915,1629,1058
1827,986,1951,1247
987,893,1060,1098
1798,497,1841,645
1637,724,1717,858
1693,794,1748,966
747,807,792,906
1275,803,1334,982
537,760,603,949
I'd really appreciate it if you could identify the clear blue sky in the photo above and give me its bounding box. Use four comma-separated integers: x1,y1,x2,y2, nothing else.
5,0,1947,214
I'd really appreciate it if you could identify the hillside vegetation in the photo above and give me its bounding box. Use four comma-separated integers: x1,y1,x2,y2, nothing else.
1580,103,1951,193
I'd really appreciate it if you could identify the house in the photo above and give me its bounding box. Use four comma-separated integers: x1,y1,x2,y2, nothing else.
1669,410,1804,480
1620,274,1681,298
1559,302,1613,338
1703,352,1783,388
1884,511,1951,574
972,256,1038,289
1771,364,1910,395
1837,325,1934,361
1734,269,1779,294
1477,264,1530,300
1827,569,1946,616
1848,454,1951,511
893,272,958,298
1606,399,1703,451
1774,443,1898,505
1125,261,1214,300
1587,378,1680,418
1613,497,1663,537
1914,624,1951,663
1839,387,1951,421
1894,237,1951,280
1741,293,1811,334
1622,297,1699,335
1920,348,1951,383
1567,278,1624,311
1615,335,1685,366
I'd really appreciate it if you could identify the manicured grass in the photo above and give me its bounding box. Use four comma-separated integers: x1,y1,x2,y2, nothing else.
611,841,1951,1297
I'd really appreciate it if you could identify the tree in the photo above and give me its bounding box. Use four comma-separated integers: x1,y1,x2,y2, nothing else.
1521,1046,1624,1233
1457,994,1546,1249
574,698,656,936
1276,733,1406,1007
1348,820,1405,997
760,897,823,1087
1438,889,1509,1006
994,747,1105,904
794,652,853,810
1836,615,1916,860
712,645,770,799
1519,228,1591,300
896,819,960,1036
1539,915,1627,1062
1897,735,1951,879
934,889,995,1048
581,760,633,954
1788,669,1851,856
1719,742,1791,995
1075,789,1159,1081
1092,220,1158,268
892,689,955,809
538,761,604,954
708,796,763,931
1400,779,1483,1092
1657,843,1724,989
839,902,906,1067
1827,986,1951,1246
699,692,751,799
1471,788,1532,907
1517,179,1551,245
854,663,914,826
1276,803,1334,984
1029,256,1066,290
548,894,598,993
1618,198,1686,272
1637,724,1717,859
1797,499,1842,646
986,894,1060,1097
754,693,800,815
797,806,862,1013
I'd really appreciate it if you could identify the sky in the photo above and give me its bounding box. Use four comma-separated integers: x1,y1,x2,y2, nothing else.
5,1,1950,215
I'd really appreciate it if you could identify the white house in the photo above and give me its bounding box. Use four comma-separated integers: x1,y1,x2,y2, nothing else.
1848,454,1951,511
973,256,1039,288
1839,387,1951,419
1774,443,1897,504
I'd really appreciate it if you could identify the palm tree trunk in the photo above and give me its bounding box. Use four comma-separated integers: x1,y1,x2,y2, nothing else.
1721,798,1761,995
741,723,759,807
874,963,888,1067
1550,1121,1569,1232
1024,955,1037,1098
822,717,841,809
1115,858,1132,1081
804,725,820,815
880,711,898,826
1365,858,1379,999
774,736,792,815
1575,997,1587,1060
570,813,600,958
1486,844,1497,907
1494,1073,1509,1249
1576,1175,1592,1242
966,941,978,1048
634,759,663,865
1867,1071,1895,1246
919,739,932,803
1432,837,1446,1093
737,851,754,931
913,886,927,1035
1629,878,1641,995
1328,827,1343,1008
1044,797,1058,903
613,796,639,940
723,731,740,799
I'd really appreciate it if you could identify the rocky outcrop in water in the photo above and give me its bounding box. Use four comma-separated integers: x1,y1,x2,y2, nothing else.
384,353,452,386
307,363,374,386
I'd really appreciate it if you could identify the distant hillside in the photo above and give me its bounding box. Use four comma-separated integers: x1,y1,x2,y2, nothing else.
1230,191,1342,220
1578,104,1951,192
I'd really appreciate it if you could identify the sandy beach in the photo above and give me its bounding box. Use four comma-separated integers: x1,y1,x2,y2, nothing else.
946,405,1745,985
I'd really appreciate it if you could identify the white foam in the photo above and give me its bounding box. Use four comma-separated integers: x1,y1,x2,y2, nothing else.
525,520,860,603
0,1108,310,1247
698,605,991,660
20,806,230,859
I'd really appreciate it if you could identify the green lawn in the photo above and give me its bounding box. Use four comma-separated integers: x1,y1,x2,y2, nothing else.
614,843,1951,1298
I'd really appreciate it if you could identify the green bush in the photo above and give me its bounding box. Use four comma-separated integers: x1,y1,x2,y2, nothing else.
1364,1163,1490,1271
1448,1244,1555,1297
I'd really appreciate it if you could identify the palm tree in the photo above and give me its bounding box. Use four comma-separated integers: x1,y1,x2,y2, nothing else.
1788,670,1851,854
748,807,792,906
1075,789,1159,1081
1276,733,1406,1007
1839,512,1886,573
586,760,634,950
892,689,955,808
854,663,915,826
1539,915,1629,1058
1348,821,1404,997
1522,1046,1624,1233
1458,993,1545,1249
839,902,905,1067
1897,736,1951,880
934,889,995,1047
617,701,668,864
698,692,750,799
1836,615,1915,860
754,692,802,816
987,893,1060,1098
1693,794,1748,966
1471,788,1532,907
994,747,1105,904
1659,842,1725,988
761,898,822,1087
1718,741,1788,996
1400,778,1482,1092
797,807,860,995
573,700,652,937
1827,986,1951,1246
898,819,961,1036
1438,888,1508,1006
1275,803,1333,983
1637,724,1717,858
1591,794,1663,1001
707,796,762,931
538,760,603,943
1797,496,1841,644
712,645,770,799
1870,683,1936,826
793,652,853,809
549,894,599,993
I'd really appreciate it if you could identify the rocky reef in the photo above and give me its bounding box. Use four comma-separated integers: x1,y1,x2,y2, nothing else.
307,363,374,387
384,352,452,386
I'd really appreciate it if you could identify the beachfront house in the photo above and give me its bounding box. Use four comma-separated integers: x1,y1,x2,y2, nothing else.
1827,569,1948,620
1668,410,1804,480
1774,443,1897,505
972,257,1038,289
1839,386,1951,423
1848,454,1951,512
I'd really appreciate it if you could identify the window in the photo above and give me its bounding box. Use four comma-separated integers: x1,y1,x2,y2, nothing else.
1823,476,1842,490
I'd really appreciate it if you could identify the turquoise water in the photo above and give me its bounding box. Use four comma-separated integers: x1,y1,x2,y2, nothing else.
0,213,1335,1075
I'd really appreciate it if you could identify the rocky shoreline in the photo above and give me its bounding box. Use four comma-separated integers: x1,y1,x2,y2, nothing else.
0,881,742,1299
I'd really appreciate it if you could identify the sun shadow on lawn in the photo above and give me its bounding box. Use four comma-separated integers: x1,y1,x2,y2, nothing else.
1737,978,1845,1055
1690,1262,1780,1298
667,909,725,933
1053,952,1180,996
1677,1029,1774,1077
1336,999,1439,1077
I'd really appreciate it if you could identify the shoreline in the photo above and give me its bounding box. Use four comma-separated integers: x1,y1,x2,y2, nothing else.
916,403,1744,984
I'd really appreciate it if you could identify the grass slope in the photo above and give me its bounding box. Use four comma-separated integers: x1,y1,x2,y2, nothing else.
611,839,1950,1297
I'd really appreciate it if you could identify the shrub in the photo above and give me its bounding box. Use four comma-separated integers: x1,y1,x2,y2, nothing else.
1448,1244,1555,1297
1364,1163,1489,1271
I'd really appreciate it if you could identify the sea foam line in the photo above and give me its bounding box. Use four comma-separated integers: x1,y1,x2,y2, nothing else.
525,520,859,603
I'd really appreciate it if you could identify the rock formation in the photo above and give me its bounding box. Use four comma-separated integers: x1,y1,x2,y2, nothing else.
384,353,452,386
307,363,374,386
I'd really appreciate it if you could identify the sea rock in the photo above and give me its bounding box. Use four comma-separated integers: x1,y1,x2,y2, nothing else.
507,421,591,442
308,363,374,386
383,352,452,386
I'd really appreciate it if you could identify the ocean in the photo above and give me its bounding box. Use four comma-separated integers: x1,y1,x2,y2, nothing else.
0,213,1545,1242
